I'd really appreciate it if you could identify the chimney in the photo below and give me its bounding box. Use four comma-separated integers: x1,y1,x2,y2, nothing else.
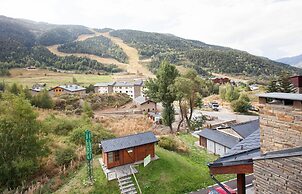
290,76,302,94
258,93,302,154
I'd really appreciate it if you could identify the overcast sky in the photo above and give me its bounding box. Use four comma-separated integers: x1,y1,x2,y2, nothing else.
1,0,301,59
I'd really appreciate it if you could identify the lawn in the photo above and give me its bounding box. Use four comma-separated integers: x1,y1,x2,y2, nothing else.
133,134,234,194
0,68,113,87
55,134,234,194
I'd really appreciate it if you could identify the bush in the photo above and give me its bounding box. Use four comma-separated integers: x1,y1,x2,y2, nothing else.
239,93,250,102
158,136,188,153
31,90,54,109
69,124,115,154
231,99,251,113
42,115,78,135
55,146,76,166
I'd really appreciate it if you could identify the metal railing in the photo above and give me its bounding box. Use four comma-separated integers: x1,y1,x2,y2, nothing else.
130,165,142,194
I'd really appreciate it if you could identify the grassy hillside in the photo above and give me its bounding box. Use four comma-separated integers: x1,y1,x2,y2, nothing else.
58,35,128,63
110,29,302,77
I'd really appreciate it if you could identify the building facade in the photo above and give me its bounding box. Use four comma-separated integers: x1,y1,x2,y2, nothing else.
100,131,158,169
49,84,86,96
94,80,144,99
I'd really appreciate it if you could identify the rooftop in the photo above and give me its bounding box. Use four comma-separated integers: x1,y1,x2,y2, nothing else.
230,119,259,138
100,131,158,153
197,128,241,148
58,84,86,92
209,129,261,167
94,82,116,87
254,146,302,160
133,96,154,105
257,92,302,101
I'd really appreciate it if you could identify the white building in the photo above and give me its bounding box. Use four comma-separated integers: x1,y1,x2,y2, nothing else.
94,80,144,99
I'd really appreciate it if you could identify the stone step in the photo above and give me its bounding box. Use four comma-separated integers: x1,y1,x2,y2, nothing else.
119,180,132,187
121,187,136,194
120,183,135,191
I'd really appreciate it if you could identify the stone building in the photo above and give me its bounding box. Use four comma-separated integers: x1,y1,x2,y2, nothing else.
208,93,302,194
133,96,157,113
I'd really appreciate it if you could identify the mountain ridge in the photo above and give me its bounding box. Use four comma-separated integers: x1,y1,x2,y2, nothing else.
0,15,301,77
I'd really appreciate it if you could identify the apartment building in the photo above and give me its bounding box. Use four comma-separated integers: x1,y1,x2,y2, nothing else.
94,80,144,99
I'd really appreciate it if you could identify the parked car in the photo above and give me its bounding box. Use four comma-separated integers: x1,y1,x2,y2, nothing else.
208,185,236,194
209,102,219,111
249,106,259,112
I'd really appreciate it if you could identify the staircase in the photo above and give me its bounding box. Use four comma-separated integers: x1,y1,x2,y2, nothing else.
117,175,137,194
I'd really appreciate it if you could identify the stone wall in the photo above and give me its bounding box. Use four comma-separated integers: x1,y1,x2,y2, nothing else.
259,103,302,154
254,156,302,194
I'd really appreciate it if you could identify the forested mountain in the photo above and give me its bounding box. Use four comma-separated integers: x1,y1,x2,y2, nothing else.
58,35,128,63
110,29,302,76
277,54,302,68
0,15,121,73
0,15,301,77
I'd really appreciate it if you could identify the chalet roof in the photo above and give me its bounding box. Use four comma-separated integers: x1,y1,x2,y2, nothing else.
133,96,155,105
31,86,44,92
94,82,116,87
58,84,86,92
115,81,134,87
230,119,259,138
100,131,158,153
257,93,302,101
209,129,261,167
197,128,241,148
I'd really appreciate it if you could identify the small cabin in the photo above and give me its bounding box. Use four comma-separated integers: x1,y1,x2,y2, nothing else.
133,96,157,113
100,131,158,169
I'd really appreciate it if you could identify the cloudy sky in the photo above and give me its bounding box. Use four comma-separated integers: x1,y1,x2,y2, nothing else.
1,0,301,59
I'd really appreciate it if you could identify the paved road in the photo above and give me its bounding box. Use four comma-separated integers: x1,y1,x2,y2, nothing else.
193,108,258,123
190,174,254,194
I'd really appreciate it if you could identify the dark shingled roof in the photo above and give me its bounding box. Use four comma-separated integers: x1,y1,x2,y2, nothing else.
254,146,302,160
209,129,260,167
197,128,241,148
257,92,302,101
101,131,158,152
230,119,259,138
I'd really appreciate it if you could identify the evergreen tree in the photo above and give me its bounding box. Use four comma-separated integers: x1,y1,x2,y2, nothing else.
279,72,295,93
0,94,47,188
31,90,53,109
267,79,279,93
145,60,179,132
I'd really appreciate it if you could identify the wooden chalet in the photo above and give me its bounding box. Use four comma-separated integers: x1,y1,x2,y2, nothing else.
100,131,158,169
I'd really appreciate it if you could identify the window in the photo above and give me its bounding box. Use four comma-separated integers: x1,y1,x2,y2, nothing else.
114,151,119,161
108,151,119,163
108,152,114,163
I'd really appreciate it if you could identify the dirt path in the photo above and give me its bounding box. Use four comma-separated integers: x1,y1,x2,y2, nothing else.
47,44,128,69
46,29,154,78
101,32,154,78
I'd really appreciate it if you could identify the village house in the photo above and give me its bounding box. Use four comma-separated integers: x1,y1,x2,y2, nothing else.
211,77,230,85
208,93,302,194
133,96,157,113
197,119,259,156
100,131,158,169
30,83,46,95
94,80,144,99
49,84,86,96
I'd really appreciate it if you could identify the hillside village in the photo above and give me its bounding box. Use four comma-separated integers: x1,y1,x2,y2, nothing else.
0,10,302,194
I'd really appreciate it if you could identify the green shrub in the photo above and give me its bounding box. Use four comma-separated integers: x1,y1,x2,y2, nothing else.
42,115,78,135
239,93,250,102
69,124,115,154
31,90,54,109
231,99,251,113
55,146,76,166
158,136,188,153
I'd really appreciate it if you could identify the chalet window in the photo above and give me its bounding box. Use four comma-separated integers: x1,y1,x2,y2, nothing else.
114,151,119,161
108,152,114,163
108,151,119,163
